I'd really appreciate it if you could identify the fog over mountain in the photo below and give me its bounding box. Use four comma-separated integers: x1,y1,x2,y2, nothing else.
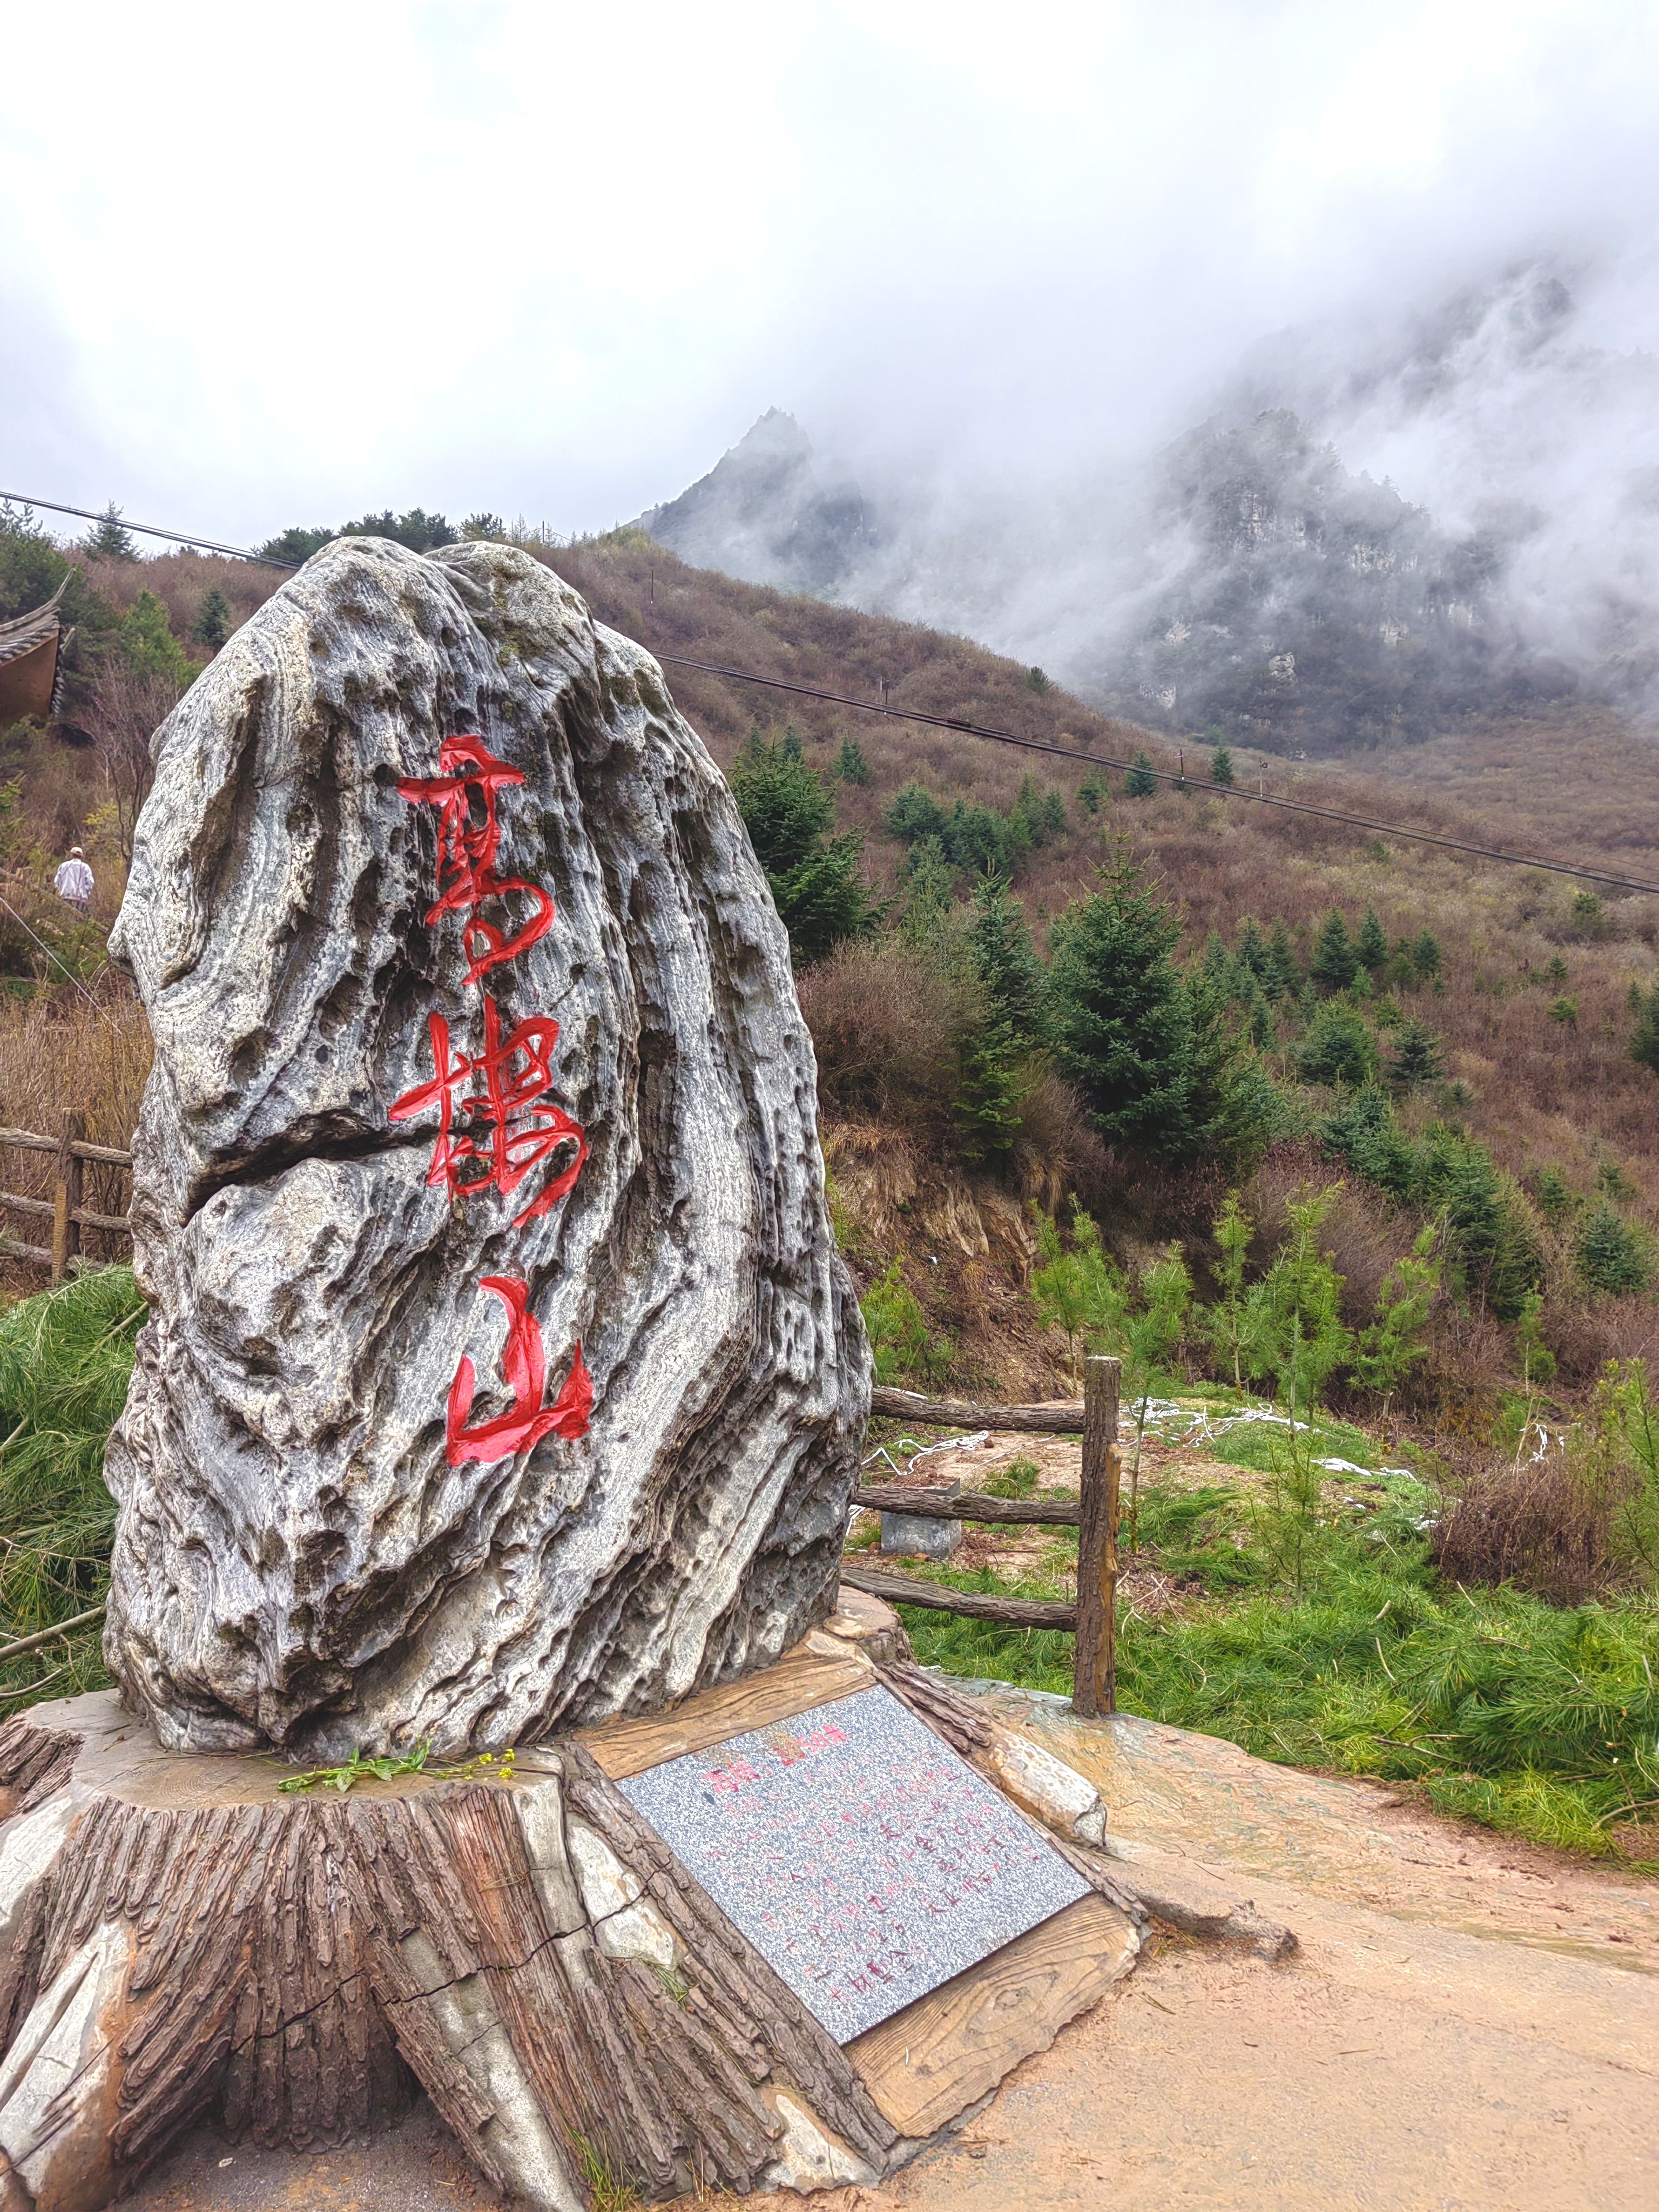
644,261,1659,754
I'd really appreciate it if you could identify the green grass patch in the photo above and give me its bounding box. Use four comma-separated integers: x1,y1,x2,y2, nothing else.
898,1485,1659,1870
1202,1412,1380,1473
0,1266,140,1707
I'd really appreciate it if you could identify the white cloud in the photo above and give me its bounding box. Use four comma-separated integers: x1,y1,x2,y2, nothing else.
2,0,1658,553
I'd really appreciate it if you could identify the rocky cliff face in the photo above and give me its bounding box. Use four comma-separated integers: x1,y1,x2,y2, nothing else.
104,537,866,1760
639,409,876,595
1089,408,1551,748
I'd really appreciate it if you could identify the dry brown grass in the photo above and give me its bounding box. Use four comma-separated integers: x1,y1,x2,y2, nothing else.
72,548,281,655
0,987,150,1296
538,534,1659,1245
11,525,1659,1399
1431,1442,1623,1606
798,940,982,1130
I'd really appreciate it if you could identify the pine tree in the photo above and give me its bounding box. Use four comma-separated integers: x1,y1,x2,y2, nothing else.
1310,909,1360,993
834,736,872,786
883,782,950,845
1294,1001,1378,1089
1412,930,1443,984
1631,982,1659,1076
86,502,137,561
731,735,877,966
1203,1191,1256,1392
1356,907,1388,973
1384,1015,1445,1090
258,525,335,564
1235,919,1273,994
1533,1166,1574,1224
192,586,232,651
118,591,193,686
1047,857,1192,1157
898,837,957,948
1268,920,1300,999
1209,744,1235,787
954,1016,1028,1164
1124,751,1158,798
1577,1204,1652,1296
1076,768,1107,814
968,873,1044,1043
1570,889,1606,939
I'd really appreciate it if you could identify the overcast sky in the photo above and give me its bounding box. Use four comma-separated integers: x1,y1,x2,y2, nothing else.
4,1,1659,548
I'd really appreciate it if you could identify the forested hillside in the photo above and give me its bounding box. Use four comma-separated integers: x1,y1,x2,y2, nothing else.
7,511,1659,1868
6,513,1659,1426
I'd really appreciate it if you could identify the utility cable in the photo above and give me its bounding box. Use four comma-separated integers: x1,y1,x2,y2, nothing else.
4,490,1653,896
0,892,113,1023
0,493,292,568
655,652,1659,899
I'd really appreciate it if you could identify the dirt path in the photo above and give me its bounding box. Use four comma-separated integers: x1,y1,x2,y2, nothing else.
127,1695,1658,2212
777,1694,1658,2211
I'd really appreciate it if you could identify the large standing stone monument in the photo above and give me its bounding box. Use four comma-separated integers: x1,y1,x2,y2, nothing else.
0,542,1169,2212
102,537,864,1761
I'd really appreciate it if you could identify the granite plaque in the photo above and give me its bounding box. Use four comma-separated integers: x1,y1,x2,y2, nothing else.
616,1684,1091,2042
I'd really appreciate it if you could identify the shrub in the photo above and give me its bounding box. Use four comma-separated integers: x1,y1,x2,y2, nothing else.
1432,1448,1619,1606
798,939,980,1129
0,1267,142,1703
1008,1070,1109,1213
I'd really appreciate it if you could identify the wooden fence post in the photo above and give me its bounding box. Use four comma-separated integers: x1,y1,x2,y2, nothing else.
51,1109,84,1286
1073,1355,1121,1717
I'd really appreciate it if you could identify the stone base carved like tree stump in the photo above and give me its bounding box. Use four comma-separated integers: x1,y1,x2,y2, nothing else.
0,1614,1149,2212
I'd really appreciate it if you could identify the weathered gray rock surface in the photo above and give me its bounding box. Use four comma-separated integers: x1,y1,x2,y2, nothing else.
104,537,866,1759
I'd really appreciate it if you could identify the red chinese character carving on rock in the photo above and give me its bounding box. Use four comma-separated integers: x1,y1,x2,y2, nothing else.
389,996,588,1226
397,730,592,1465
398,733,555,984
447,1275,591,1466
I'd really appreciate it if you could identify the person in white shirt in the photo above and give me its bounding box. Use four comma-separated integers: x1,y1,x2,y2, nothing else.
53,847,94,911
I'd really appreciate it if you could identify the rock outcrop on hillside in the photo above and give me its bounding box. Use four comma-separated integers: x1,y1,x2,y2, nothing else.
639,409,877,594
104,536,866,1759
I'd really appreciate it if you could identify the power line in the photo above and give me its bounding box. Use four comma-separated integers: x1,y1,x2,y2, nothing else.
0,493,294,569
656,652,1659,899
0,892,113,1023
4,490,1651,897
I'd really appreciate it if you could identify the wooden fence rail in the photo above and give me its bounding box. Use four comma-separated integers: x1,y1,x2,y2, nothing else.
847,1357,1122,1714
0,1112,133,1283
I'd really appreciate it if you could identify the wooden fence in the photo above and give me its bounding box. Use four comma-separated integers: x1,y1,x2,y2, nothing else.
842,1357,1123,1715
0,1112,133,1283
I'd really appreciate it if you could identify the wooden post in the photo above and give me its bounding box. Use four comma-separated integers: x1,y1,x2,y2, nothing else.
1073,1355,1120,1717
1102,1405,1121,1716
51,1109,84,1286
